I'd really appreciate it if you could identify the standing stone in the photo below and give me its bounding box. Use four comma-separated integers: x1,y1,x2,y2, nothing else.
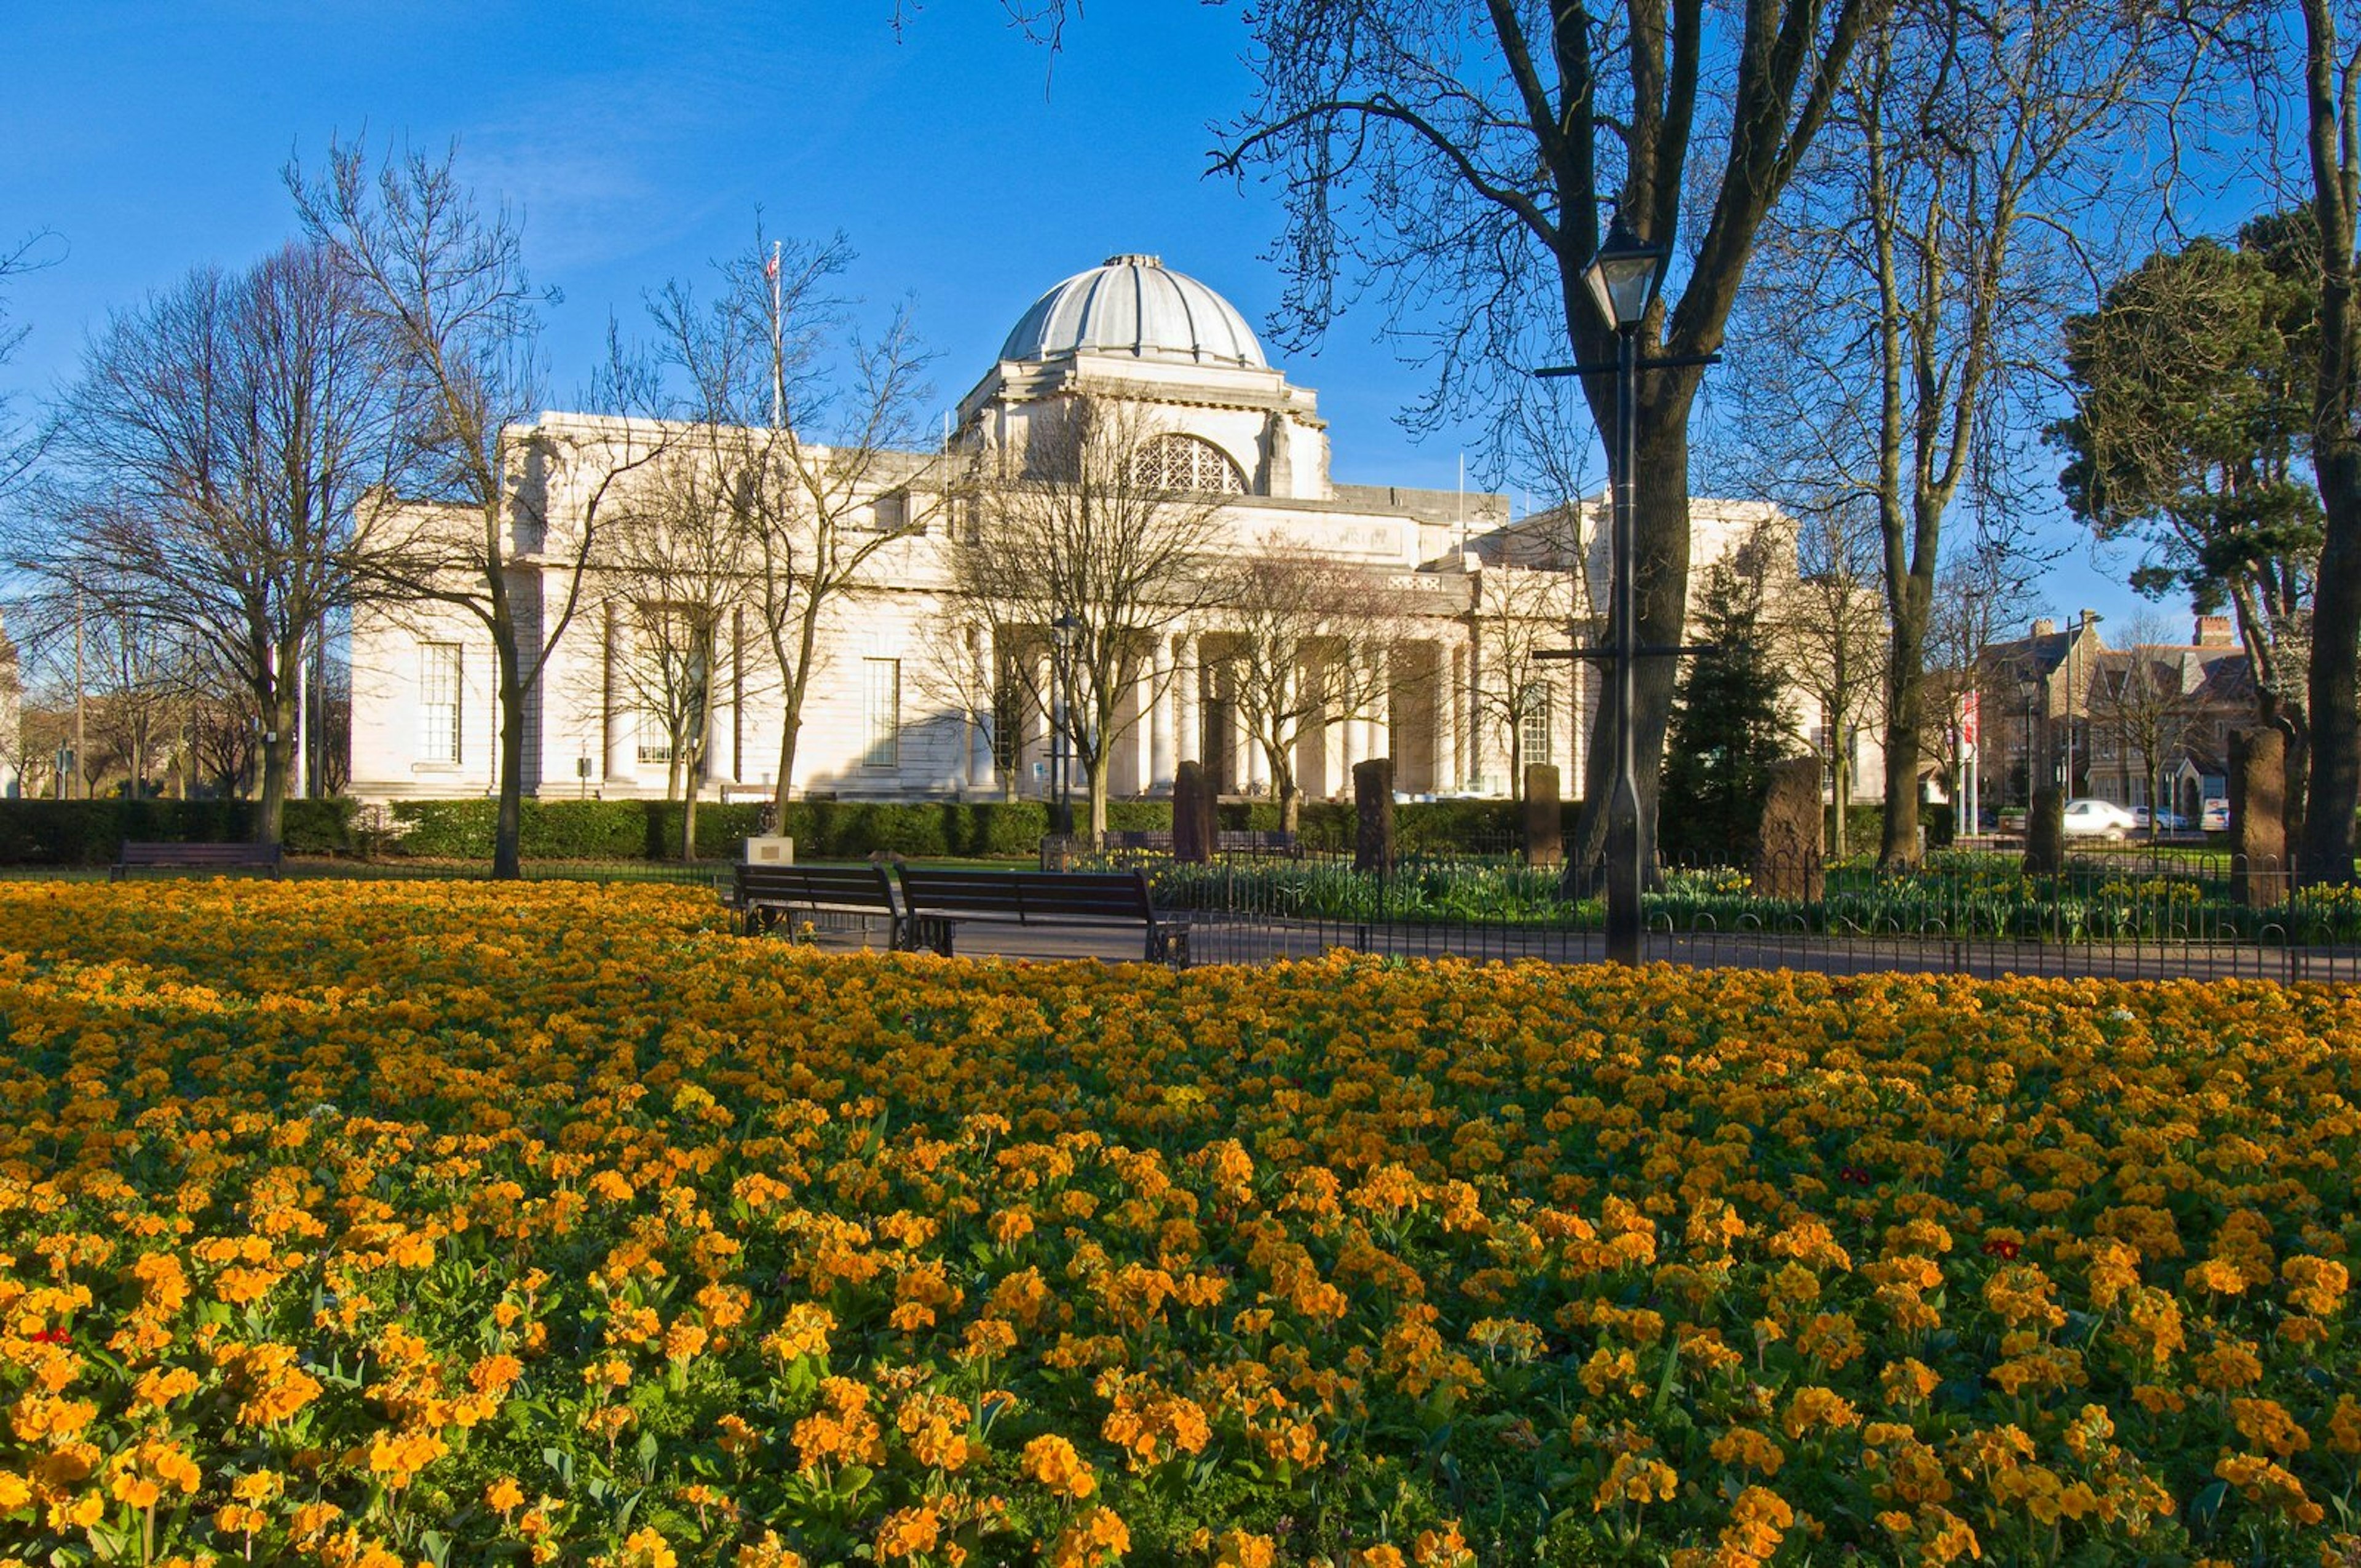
1173,760,1214,864
1354,757,1395,873
1752,755,1825,901
2024,787,2066,875
2231,727,2290,905
1523,764,1564,866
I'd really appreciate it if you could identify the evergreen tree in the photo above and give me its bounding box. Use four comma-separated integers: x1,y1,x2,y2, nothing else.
1661,558,1795,865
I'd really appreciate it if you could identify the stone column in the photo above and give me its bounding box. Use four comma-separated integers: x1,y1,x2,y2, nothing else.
703,627,734,789
601,605,633,784
1150,638,1176,792
1366,645,1393,770
1239,694,1268,795
1033,649,1055,800
1465,629,1485,792
1436,642,1461,793
1343,690,1369,779
1175,634,1201,768
966,626,996,793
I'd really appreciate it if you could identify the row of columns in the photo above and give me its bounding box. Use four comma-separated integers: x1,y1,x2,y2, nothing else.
963,629,1468,798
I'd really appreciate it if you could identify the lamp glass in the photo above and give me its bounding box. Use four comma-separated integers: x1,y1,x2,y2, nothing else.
1583,220,1666,329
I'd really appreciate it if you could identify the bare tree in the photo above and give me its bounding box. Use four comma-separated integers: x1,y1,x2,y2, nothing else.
76,605,194,797
1927,530,2042,825
1726,0,2234,867
596,446,756,857
1212,0,1890,877
1208,541,1421,830
1762,502,1886,856
2091,612,2202,837
0,230,60,500
291,140,663,877
1469,560,1580,804
643,231,939,811
949,396,1226,838
33,242,401,842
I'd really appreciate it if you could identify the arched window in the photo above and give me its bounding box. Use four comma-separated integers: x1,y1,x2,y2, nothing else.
1131,433,1246,495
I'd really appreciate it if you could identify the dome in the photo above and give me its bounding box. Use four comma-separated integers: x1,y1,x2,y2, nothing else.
997,254,1265,368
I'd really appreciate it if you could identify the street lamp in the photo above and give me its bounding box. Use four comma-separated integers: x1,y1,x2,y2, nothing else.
1050,614,1082,837
1586,215,1667,966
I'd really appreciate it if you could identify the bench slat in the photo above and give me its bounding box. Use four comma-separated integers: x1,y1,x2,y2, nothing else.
732,864,904,944
113,843,282,880
897,868,1179,961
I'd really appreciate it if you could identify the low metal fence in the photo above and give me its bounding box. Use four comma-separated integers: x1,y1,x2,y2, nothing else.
1151,846,2361,981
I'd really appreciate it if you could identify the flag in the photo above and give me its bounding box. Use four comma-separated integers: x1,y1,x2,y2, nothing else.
765,244,780,282
1961,690,1980,751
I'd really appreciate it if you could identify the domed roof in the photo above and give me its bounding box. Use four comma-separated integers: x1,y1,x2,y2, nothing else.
997,254,1265,368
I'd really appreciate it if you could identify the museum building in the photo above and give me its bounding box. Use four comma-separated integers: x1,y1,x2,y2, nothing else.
347,253,1784,806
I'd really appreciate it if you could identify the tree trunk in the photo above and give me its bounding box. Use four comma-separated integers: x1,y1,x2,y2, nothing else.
255,688,293,848
1086,754,1111,840
1879,589,1932,867
494,644,527,881
1831,745,1849,859
2301,0,2360,888
1279,774,1302,833
772,604,823,813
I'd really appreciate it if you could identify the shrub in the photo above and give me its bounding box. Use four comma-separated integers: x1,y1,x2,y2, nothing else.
0,798,359,864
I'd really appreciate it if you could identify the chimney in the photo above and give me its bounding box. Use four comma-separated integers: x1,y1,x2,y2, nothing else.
2032,618,2057,637
2194,614,2234,647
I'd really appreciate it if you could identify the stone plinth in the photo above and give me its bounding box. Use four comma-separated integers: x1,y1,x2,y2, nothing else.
1523,765,1563,867
2231,727,2290,905
1752,756,1825,901
1354,758,1395,874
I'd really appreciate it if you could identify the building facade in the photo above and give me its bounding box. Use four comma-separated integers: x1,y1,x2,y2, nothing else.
349,254,1792,809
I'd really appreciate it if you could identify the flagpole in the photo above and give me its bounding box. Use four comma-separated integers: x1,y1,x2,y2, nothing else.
769,241,785,431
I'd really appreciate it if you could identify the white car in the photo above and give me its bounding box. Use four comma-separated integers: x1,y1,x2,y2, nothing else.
2062,798,2141,841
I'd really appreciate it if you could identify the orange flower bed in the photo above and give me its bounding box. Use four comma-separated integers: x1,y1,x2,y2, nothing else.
0,880,2354,1565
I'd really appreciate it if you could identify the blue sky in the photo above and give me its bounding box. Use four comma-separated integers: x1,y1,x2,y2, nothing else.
1,2,2189,629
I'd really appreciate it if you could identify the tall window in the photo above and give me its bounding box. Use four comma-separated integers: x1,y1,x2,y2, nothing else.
1519,683,1552,768
863,658,901,769
1131,433,1246,494
419,642,462,765
991,667,1022,776
637,709,673,765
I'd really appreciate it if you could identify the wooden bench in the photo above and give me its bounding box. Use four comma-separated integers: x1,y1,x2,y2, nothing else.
896,867,1187,963
112,842,283,881
732,863,908,945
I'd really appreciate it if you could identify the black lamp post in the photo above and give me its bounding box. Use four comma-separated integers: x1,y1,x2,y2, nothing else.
1583,216,1668,966
1050,614,1081,837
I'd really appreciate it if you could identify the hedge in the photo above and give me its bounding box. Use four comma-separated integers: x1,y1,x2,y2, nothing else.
0,799,360,866
0,794,1952,868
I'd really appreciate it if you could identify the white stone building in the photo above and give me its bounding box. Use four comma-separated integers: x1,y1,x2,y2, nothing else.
347,254,1798,808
